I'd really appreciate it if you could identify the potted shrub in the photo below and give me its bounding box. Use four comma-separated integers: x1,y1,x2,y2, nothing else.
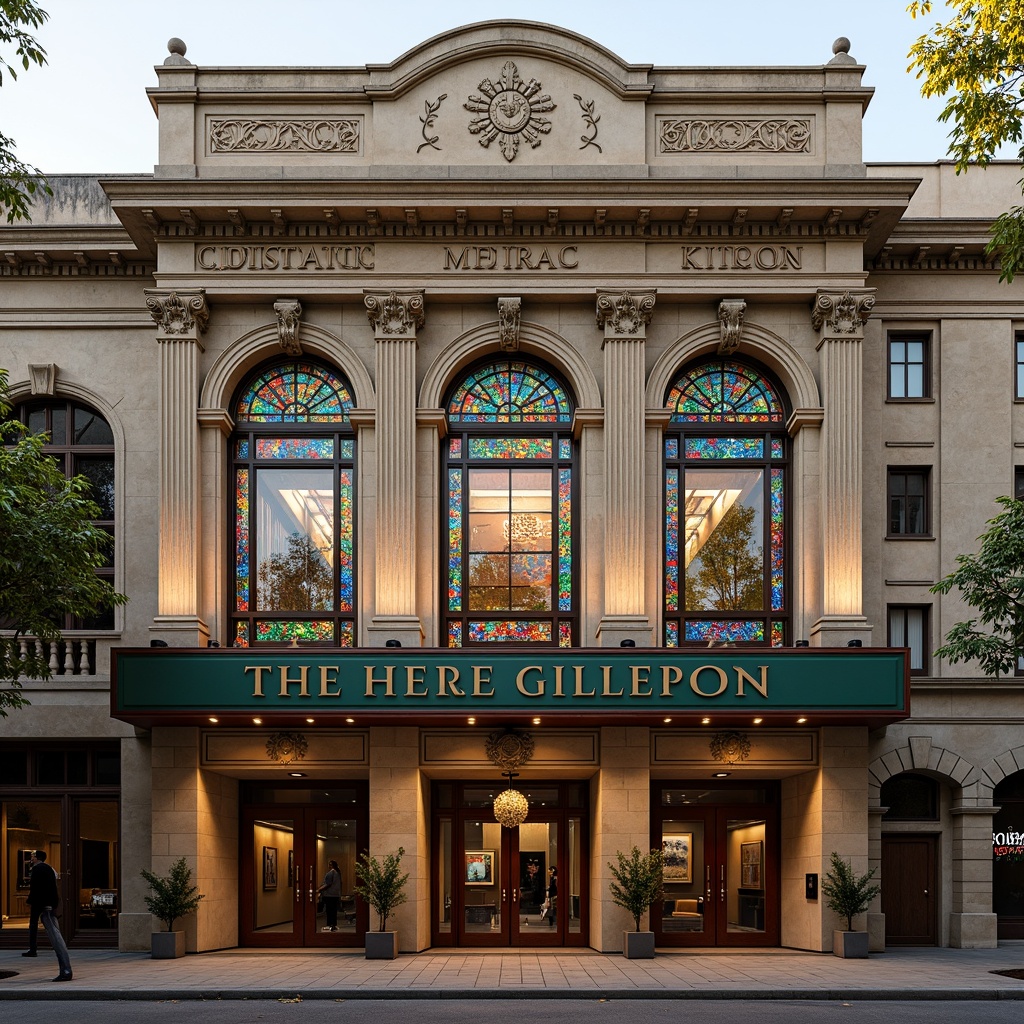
354,846,409,959
141,856,205,959
608,845,664,958
822,851,881,958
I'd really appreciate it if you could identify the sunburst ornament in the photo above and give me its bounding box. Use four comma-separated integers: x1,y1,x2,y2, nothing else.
465,61,556,162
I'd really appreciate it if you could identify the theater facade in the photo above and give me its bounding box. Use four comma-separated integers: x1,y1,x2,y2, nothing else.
2,22,1023,955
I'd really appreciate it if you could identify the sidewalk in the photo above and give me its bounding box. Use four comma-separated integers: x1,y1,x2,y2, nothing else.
3,944,1024,1000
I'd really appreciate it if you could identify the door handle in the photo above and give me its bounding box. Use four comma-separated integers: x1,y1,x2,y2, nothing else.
295,864,301,902
924,889,929,895
706,865,712,903
502,888,507,903
308,863,315,903
720,864,725,902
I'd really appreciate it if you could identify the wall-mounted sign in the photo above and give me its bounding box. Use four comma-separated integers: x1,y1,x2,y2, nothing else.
993,830,1024,861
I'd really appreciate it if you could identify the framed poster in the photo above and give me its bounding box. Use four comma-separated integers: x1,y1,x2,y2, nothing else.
18,849,34,889
741,841,763,889
464,850,494,885
263,846,278,891
662,834,692,884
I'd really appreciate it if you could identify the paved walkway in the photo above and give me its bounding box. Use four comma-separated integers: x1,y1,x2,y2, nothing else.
3,944,1024,1000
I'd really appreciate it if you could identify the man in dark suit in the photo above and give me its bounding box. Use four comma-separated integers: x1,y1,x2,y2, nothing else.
23,850,72,981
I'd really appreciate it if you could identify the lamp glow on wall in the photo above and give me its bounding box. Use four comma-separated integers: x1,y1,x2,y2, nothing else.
493,770,529,828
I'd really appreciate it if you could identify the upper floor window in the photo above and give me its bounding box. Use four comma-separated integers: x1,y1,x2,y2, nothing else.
443,359,575,647
888,333,930,399
11,398,115,629
888,604,929,675
230,361,355,647
888,468,930,536
880,772,939,820
663,359,788,647
1016,467,1024,503
1016,334,1024,400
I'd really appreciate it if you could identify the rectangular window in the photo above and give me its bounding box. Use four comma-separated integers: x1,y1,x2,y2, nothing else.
1016,334,1024,400
888,468,930,536
888,333,930,399
888,605,929,675
1015,466,1024,502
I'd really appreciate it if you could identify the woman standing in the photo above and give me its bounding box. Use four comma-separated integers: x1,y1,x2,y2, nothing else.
545,866,558,927
318,859,342,931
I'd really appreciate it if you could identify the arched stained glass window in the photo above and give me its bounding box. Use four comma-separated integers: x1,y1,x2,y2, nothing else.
231,359,356,647
664,358,789,647
444,358,576,647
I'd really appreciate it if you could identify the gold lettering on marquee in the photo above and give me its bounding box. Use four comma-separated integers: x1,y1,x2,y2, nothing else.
278,664,310,697
405,665,428,697
318,666,342,698
245,664,273,698
516,666,544,697
365,664,396,698
601,665,624,698
573,665,596,698
690,665,729,697
471,665,493,697
631,665,653,698
660,665,684,697
735,665,769,698
437,665,466,697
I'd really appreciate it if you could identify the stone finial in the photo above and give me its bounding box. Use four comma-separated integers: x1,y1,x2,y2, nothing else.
828,36,856,65
164,37,191,66
717,299,746,355
497,297,521,351
274,299,303,356
595,289,656,339
364,290,425,340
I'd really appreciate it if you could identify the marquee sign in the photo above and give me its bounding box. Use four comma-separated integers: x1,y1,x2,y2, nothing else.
111,647,909,727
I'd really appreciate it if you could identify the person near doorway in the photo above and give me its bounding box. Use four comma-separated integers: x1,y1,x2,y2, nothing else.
23,850,72,981
544,866,558,927
318,859,342,931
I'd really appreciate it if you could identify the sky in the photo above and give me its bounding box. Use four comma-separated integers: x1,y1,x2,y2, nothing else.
0,0,979,174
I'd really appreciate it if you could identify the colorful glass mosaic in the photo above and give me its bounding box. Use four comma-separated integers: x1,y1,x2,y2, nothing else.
559,438,572,460
448,622,463,648
684,620,766,642
448,469,463,611
468,437,553,460
559,622,573,647
684,437,764,460
339,470,354,612
255,437,335,460
770,468,784,611
449,437,463,458
236,439,250,459
235,469,250,611
338,621,355,648
255,620,335,643
234,621,249,647
237,362,354,423
664,468,679,611
558,468,572,611
771,438,785,459
771,620,785,648
468,620,553,642
447,361,572,423
665,620,679,647
665,438,679,459
667,361,784,423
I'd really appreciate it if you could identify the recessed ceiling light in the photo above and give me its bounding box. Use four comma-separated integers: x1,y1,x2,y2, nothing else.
713,772,730,778
306,717,315,724
253,717,262,725
532,717,541,725
208,717,218,724
663,718,672,724
701,717,711,725
797,717,807,724
345,718,355,724
467,717,476,725
753,717,763,725
289,772,306,778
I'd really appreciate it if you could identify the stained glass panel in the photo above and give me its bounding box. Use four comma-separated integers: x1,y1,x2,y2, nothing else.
665,438,679,459
559,439,572,460
468,437,552,460
770,468,784,611
684,620,765,643
339,470,354,612
236,440,250,459
559,622,573,647
447,361,572,423
665,468,679,611
255,620,335,643
468,620,553,642
685,438,764,460
236,469,250,611
256,437,335,460
448,622,463,648
450,438,463,458
771,439,784,459
667,361,783,423
448,469,463,611
771,620,785,647
558,468,572,611
665,621,679,647
237,362,354,423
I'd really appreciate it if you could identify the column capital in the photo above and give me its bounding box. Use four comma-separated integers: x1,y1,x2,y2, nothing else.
273,298,303,355
144,288,209,343
364,289,425,340
595,289,656,340
810,288,874,340
497,296,521,351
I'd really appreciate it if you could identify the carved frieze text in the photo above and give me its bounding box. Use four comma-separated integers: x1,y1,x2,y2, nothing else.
659,117,811,154
209,118,360,153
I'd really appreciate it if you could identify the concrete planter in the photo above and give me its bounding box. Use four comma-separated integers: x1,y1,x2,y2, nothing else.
623,930,656,959
151,930,185,959
365,931,398,959
833,929,869,959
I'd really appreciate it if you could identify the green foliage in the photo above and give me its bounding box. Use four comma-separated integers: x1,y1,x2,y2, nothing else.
141,857,205,932
0,1,51,222
930,495,1024,677
607,846,664,932
821,851,880,932
907,1,1024,281
0,369,127,714
354,847,409,931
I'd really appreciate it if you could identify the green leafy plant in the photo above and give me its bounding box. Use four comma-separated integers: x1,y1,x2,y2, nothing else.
141,857,205,932
354,847,409,931
608,846,664,932
821,851,880,932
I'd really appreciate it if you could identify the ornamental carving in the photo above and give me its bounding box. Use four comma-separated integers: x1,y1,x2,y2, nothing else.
573,93,602,153
497,296,521,351
658,117,811,154
28,363,57,396
465,60,556,162
265,731,308,766
274,299,303,356
717,299,746,355
364,290,425,338
596,289,656,337
417,94,447,153
209,118,360,153
145,290,209,337
709,730,752,765
811,290,875,335
485,729,535,771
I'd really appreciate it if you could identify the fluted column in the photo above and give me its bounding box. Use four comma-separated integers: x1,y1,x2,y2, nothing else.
809,289,874,647
364,290,425,647
594,289,655,647
145,289,210,646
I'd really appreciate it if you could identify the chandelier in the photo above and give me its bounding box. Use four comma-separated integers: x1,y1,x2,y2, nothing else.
493,770,529,828
502,513,545,546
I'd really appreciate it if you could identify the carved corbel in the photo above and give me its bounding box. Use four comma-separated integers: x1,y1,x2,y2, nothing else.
717,299,746,355
595,289,656,339
274,299,303,356
144,289,210,341
810,289,875,338
363,290,425,340
28,363,58,396
497,297,521,351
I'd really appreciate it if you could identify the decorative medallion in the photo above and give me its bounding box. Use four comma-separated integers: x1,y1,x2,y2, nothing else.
265,731,309,766
708,730,752,765
485,728,535,771
465,61,556,162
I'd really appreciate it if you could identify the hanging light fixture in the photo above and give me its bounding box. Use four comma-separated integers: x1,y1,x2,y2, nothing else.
493,770,529,828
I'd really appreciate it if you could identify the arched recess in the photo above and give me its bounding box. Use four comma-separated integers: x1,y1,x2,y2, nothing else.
199,322,375,415
869,741,979,802
978,747,1024,804
419,320,601,411
646,321,820,418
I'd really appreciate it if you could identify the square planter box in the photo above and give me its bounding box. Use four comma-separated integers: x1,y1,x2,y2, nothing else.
151,931,185,959
833,929,869,958
365,931,398,959
623,930,656,959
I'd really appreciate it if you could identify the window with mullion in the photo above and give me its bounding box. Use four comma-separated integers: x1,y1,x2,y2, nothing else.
888,333,929,399
888,468,930,536
1016,334,1024,400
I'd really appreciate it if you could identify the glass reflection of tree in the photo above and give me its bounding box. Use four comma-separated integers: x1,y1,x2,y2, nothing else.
468,551,550,611
685,504,763,611
258,533,334,611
